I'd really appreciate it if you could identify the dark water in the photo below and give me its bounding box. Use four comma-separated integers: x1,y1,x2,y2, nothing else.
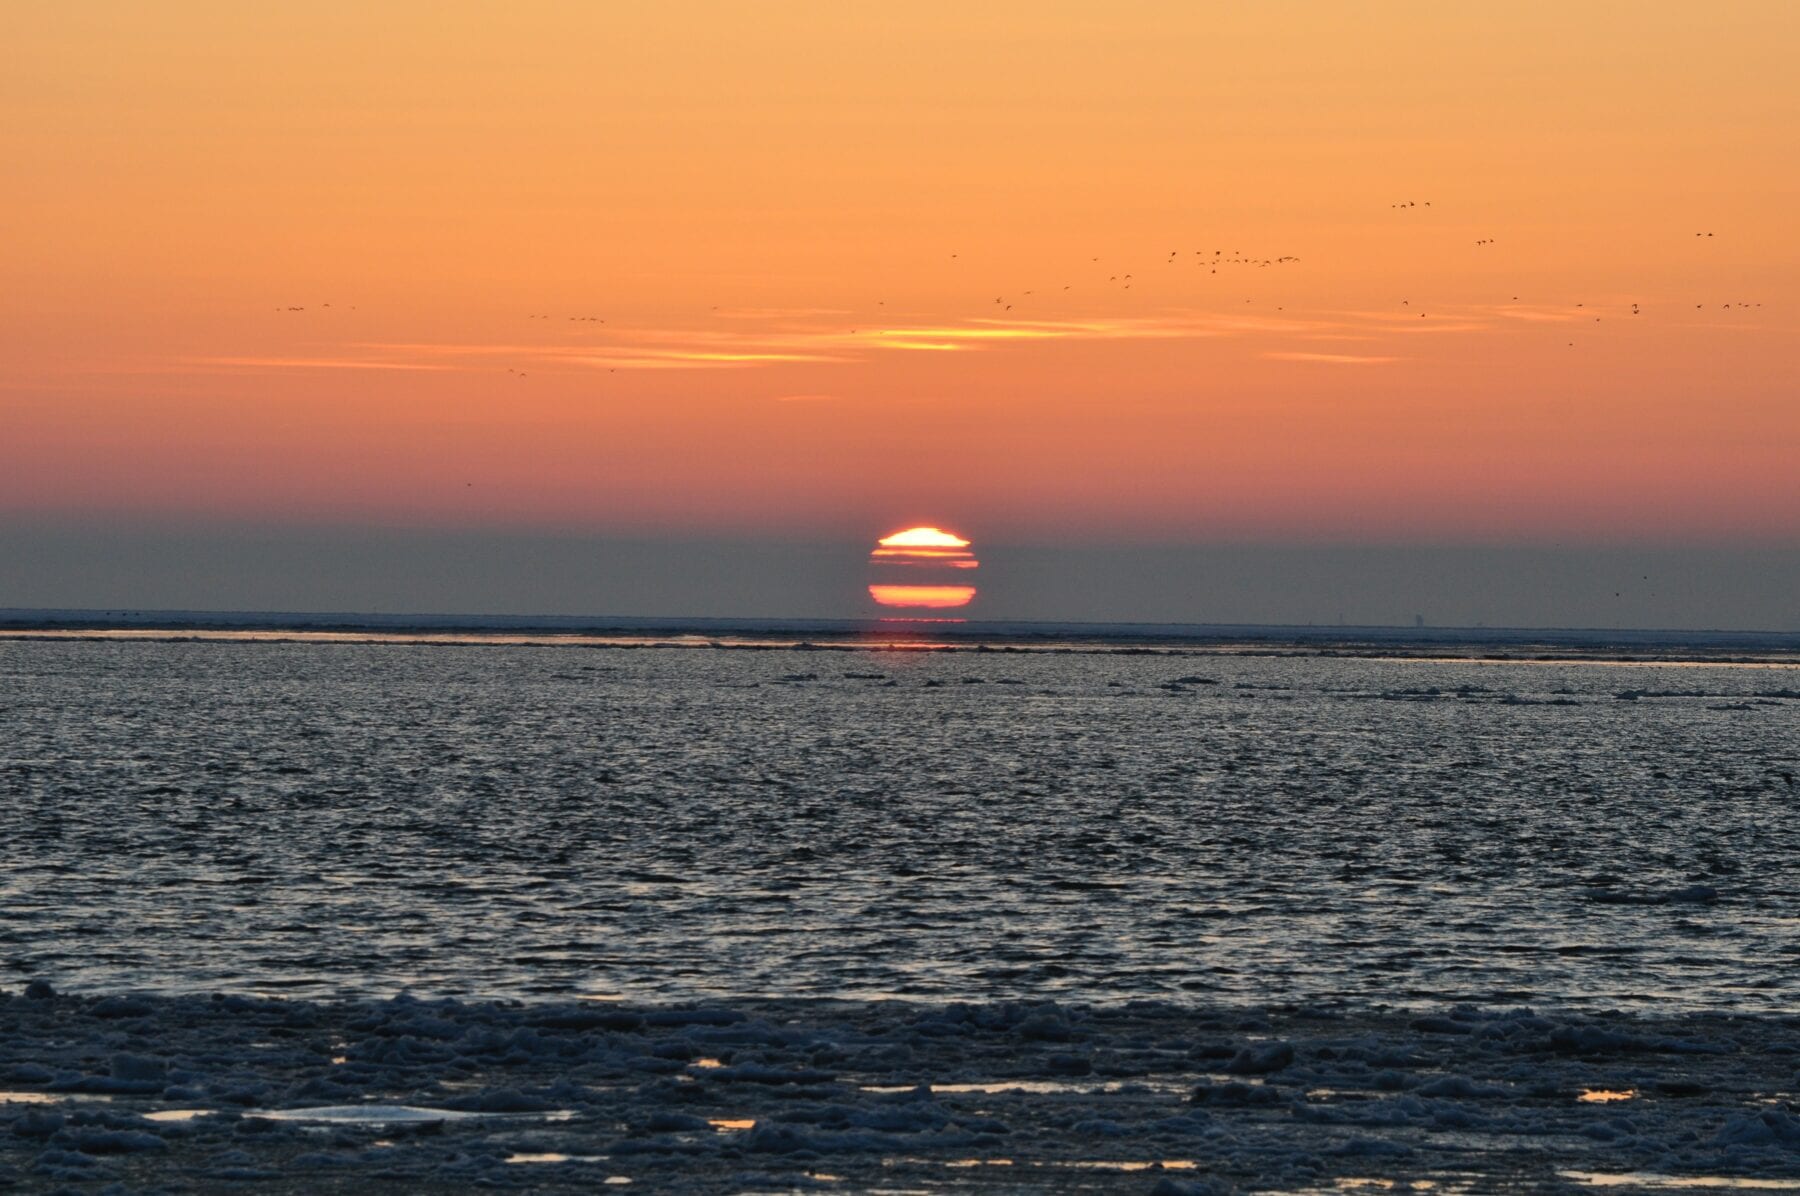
2,639,1796,1008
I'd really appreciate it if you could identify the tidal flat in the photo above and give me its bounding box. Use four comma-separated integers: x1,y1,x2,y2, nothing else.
2,638,1797,1190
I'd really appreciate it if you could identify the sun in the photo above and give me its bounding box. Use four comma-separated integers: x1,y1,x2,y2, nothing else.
868,584,978,609
877,527,971,549
868,526,978,610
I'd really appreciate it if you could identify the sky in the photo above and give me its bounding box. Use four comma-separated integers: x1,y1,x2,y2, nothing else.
3,3,1797,626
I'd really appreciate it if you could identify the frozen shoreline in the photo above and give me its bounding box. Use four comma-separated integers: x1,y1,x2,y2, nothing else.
5,988,1800,1193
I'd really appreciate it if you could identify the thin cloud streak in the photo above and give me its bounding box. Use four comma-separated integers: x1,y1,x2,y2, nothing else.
709,306,853,320
1263,351,1403,365
359,341,850,369
1486,304,1598,324
563,350,850,369
165,303,1558,378
181,356,456,372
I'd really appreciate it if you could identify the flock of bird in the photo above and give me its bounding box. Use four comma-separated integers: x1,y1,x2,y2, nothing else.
982,248,1309,309
268,203,1766,353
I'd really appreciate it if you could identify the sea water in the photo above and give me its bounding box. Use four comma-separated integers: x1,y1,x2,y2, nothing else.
2,638,1795,1009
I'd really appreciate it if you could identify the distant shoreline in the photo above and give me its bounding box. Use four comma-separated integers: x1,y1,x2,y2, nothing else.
3,607,1797,664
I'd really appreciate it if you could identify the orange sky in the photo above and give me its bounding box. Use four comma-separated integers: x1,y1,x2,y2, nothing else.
4,1,1797,544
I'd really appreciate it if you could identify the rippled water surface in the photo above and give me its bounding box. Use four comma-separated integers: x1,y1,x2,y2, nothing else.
2,639,1796,1008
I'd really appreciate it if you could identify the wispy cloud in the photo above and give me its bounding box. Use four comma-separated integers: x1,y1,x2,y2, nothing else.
709,306,853,320
1485,303,1597,324
1263,351,1403,365
1327,310,1491,335
358,340,849,370
160,301,1541,379
181,356,455,372
561,349,848,369
352,309,1368,372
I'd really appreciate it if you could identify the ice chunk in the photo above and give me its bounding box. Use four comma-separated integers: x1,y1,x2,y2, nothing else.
1225,1041,1294,1074
1712,1106,1800,1150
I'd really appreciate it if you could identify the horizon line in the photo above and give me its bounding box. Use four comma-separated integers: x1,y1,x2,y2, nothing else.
2,607,1797,649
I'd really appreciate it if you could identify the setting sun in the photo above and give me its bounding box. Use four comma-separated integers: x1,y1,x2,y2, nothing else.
867,584,978,609
878,528,971,549
869,526,979,609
